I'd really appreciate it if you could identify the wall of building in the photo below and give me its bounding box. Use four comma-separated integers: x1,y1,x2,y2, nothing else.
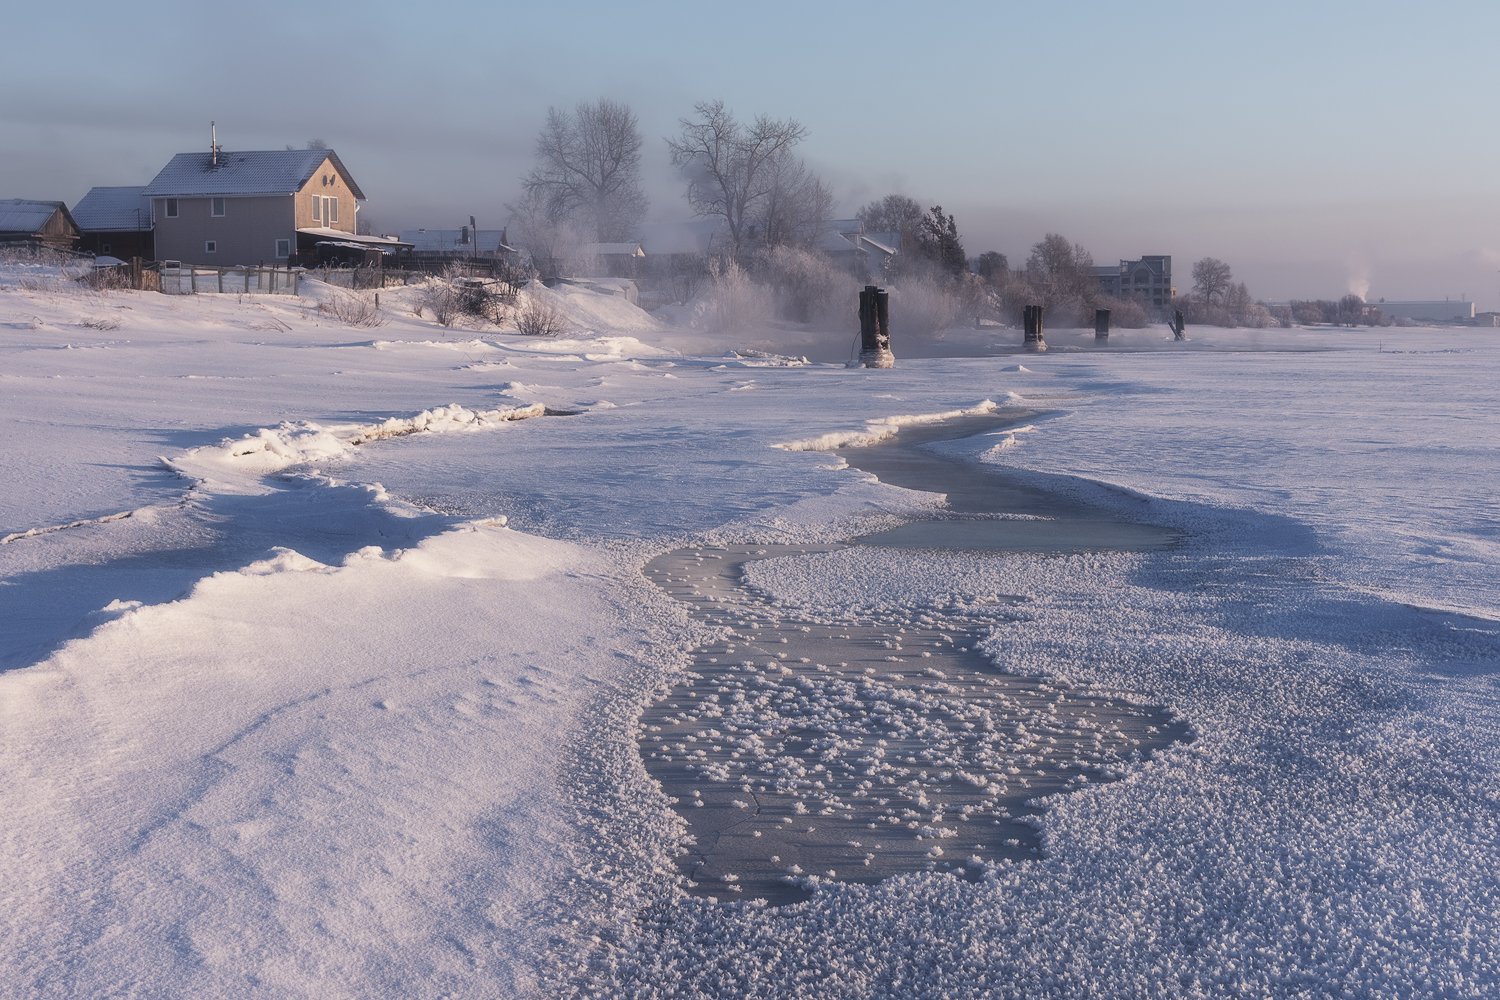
153,196,295,266
292,157,358,232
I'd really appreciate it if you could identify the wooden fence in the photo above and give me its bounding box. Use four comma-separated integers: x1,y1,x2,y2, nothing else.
159,264,301,296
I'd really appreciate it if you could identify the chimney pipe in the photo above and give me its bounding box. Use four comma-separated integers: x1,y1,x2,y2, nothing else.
211,121,219,168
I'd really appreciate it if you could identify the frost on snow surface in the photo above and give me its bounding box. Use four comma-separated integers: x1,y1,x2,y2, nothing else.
0,268,1496,998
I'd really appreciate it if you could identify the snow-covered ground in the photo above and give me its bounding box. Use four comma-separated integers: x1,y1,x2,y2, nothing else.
1,266,1495,997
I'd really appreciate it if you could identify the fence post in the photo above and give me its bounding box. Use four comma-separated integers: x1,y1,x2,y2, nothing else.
217,269,224,293
1095,308,1110,343
1172,309,1186,341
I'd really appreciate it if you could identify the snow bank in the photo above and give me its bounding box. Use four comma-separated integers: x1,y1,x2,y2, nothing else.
777,397,1018,451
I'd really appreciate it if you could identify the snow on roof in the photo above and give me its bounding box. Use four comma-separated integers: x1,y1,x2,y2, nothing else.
0,199,67,234
637,219,726,256
398,229,514,254
297,227,410,248
72,187,152,232
142,149,365,200
814,229,857,254
583,242,644,257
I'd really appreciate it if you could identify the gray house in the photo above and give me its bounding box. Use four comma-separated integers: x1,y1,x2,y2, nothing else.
141,147,377,265
0,199,81,251
72,186,154,260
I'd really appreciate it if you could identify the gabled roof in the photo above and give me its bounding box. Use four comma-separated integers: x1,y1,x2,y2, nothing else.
637,219,726,256
583,242,645,257
0,199,73,234
142,149,365,200
72,186,153,232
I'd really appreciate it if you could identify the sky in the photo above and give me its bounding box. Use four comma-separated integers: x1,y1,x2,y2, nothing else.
5,0,1500,307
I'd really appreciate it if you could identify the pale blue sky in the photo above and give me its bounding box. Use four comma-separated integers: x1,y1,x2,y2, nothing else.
5,1,1499,305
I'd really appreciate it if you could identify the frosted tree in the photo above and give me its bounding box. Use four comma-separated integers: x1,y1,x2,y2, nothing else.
667,100,808,261
856,194,926,250
1191,257,1233,305
523,98,647,242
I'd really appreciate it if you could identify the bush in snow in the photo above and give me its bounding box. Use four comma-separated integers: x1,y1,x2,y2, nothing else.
514,297,567,337
319,289,386,329
698,257,771,334
759,244,858,329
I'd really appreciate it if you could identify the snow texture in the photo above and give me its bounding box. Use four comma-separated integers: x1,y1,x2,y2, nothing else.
1,265,1496,997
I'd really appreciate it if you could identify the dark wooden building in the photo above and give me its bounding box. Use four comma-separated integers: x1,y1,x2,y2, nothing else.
72,186,154,260
0,199,81,252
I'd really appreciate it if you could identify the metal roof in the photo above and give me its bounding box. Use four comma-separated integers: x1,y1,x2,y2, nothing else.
72,187,152,232
0,199,69,234
297,227,411,248
583,242,645,257
142,149,366,200
398,229,514,254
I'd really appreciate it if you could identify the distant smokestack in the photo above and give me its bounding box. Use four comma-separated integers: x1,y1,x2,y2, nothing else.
210,121,220,168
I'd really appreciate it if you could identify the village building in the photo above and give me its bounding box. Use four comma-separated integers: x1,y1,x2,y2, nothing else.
141,143,397,266
72,186,154,260
0,199,81,252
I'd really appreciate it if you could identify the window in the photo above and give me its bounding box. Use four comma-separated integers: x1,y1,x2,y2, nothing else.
164,198,178,219
312,194,322,223
101,243,112,254
326,197,338,224
211,197,225,217
274,238,291,258
204,241,217,253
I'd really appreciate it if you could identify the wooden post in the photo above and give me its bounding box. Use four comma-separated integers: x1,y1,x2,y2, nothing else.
217,269,224,293
857,285,895,368
1095,308,1110,343
1023,304,1047,352
1172,308,1186,341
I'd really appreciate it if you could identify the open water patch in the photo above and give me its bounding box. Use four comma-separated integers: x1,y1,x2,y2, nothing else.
640,413,1189,904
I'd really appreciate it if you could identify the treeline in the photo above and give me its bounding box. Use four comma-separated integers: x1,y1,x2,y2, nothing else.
502,96,1290,335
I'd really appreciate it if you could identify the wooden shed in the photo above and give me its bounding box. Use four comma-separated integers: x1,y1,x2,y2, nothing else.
0,199,81,252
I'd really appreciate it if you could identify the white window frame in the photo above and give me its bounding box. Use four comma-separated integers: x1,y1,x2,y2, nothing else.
326,196,338,224
204,240,217,254
164,198,178,219
312,194,322,224
211,197,225,217
274,238,291,258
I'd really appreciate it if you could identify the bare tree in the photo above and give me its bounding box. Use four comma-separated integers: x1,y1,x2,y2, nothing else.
1026,233,1095,308
667,100,808,260
757,152,833,248
856,194,924,250
1192,257,1233,304
523,98,647,242
505,187,586,282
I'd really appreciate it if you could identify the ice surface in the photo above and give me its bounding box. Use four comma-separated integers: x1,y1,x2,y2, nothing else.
1,267,1496,997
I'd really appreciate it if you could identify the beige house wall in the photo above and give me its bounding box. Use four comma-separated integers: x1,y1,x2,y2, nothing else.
153,195,296,266
292,156,358,232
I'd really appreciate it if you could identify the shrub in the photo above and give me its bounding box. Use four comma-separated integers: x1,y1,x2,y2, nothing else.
319,289,386,328
514,297,567,337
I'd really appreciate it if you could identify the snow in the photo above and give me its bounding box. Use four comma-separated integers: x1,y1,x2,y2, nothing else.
1,267,1497,997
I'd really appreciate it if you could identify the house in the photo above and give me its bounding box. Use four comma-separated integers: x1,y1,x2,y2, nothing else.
141,144,392,266
1091,255,1175,313
0,199,80,252
1371,299,1475,324
398,228,517,256
813,219,900,280
72,186,154,260
580,241,645,277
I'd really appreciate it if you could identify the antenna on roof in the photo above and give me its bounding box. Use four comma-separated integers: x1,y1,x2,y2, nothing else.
210,121,220,168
